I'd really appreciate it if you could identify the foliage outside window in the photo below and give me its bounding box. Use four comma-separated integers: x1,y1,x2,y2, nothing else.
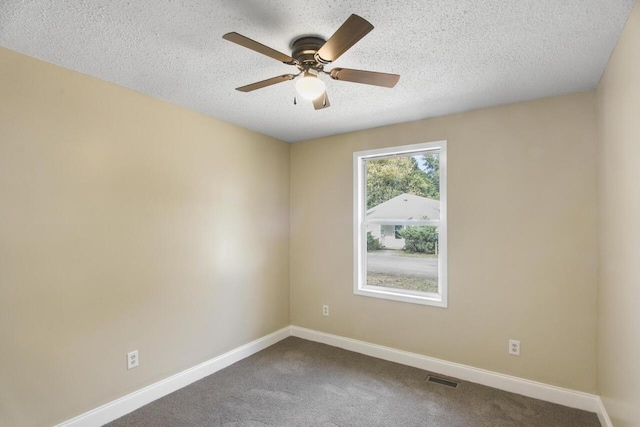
353,141,447,307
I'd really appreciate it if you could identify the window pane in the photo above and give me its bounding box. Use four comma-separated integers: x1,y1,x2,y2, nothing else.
365,152,440,211
355,141,446,306
366,225,439,294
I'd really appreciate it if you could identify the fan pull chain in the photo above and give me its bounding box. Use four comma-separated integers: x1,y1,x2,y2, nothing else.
322,92,327,107
294,96,297,105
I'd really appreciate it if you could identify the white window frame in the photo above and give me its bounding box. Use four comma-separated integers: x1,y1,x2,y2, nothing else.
353,140,447,307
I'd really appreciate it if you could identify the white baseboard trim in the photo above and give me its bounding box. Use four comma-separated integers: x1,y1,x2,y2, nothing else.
56,325,611,427
290,326,602,416
55,326,291,427
596,397,613,427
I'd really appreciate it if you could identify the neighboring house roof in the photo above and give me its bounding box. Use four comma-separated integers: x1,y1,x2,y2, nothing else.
366,193,440,221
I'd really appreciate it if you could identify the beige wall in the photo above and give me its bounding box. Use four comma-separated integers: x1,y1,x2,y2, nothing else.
291,91,599,393
596,2,640,426
3,25,627,423
0,47,290,427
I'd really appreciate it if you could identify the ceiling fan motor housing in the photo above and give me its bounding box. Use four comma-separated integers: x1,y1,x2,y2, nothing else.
291,36,327,69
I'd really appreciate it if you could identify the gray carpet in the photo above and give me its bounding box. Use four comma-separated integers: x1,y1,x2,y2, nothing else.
106,337,600,426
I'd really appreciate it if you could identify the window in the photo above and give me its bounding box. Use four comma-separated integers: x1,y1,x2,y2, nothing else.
353,141,447,307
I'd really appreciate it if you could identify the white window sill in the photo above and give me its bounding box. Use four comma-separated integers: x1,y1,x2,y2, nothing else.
355,285,448,308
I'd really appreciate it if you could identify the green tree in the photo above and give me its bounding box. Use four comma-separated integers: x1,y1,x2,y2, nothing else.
366,232,382,251
365,155,440,209
397,226,439,254
366,157,429,209
421,154,440,200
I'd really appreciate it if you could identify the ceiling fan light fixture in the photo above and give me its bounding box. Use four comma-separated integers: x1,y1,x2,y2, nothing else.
295,72,326,100
224,14,400,109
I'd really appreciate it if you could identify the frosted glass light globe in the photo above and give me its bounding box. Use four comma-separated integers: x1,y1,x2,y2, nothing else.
295,76,326,100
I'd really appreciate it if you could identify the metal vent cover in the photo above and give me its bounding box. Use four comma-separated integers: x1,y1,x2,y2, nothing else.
426,375,459,388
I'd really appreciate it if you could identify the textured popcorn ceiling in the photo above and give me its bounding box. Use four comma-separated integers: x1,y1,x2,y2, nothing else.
0,1,635,142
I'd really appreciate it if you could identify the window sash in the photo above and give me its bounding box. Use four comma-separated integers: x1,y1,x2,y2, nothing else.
353,140,447,308
364,219,440,226
363,147,440,162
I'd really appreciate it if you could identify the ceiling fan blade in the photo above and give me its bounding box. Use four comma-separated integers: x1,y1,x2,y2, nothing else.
329,68,400,88
315,14,374,64
313,92,331,110
223,32,296,64
236,74,296,92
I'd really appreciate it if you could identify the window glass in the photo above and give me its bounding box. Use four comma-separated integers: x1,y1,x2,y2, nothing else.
354,141,447,307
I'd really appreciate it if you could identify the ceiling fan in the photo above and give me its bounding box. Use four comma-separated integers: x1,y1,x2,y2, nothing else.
222,14,400,110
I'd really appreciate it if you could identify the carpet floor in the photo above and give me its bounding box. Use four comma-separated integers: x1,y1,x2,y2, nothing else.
106,337,600,426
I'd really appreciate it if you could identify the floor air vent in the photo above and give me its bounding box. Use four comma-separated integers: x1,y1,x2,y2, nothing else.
426,375,459,388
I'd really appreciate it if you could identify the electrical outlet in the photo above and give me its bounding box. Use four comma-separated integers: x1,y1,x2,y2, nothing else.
509,340,520,356
127,350,139,369
322,305,329,316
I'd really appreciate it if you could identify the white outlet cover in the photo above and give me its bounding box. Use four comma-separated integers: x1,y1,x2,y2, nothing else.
127,350,139,369
509,340,520,356
322,305,329,316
